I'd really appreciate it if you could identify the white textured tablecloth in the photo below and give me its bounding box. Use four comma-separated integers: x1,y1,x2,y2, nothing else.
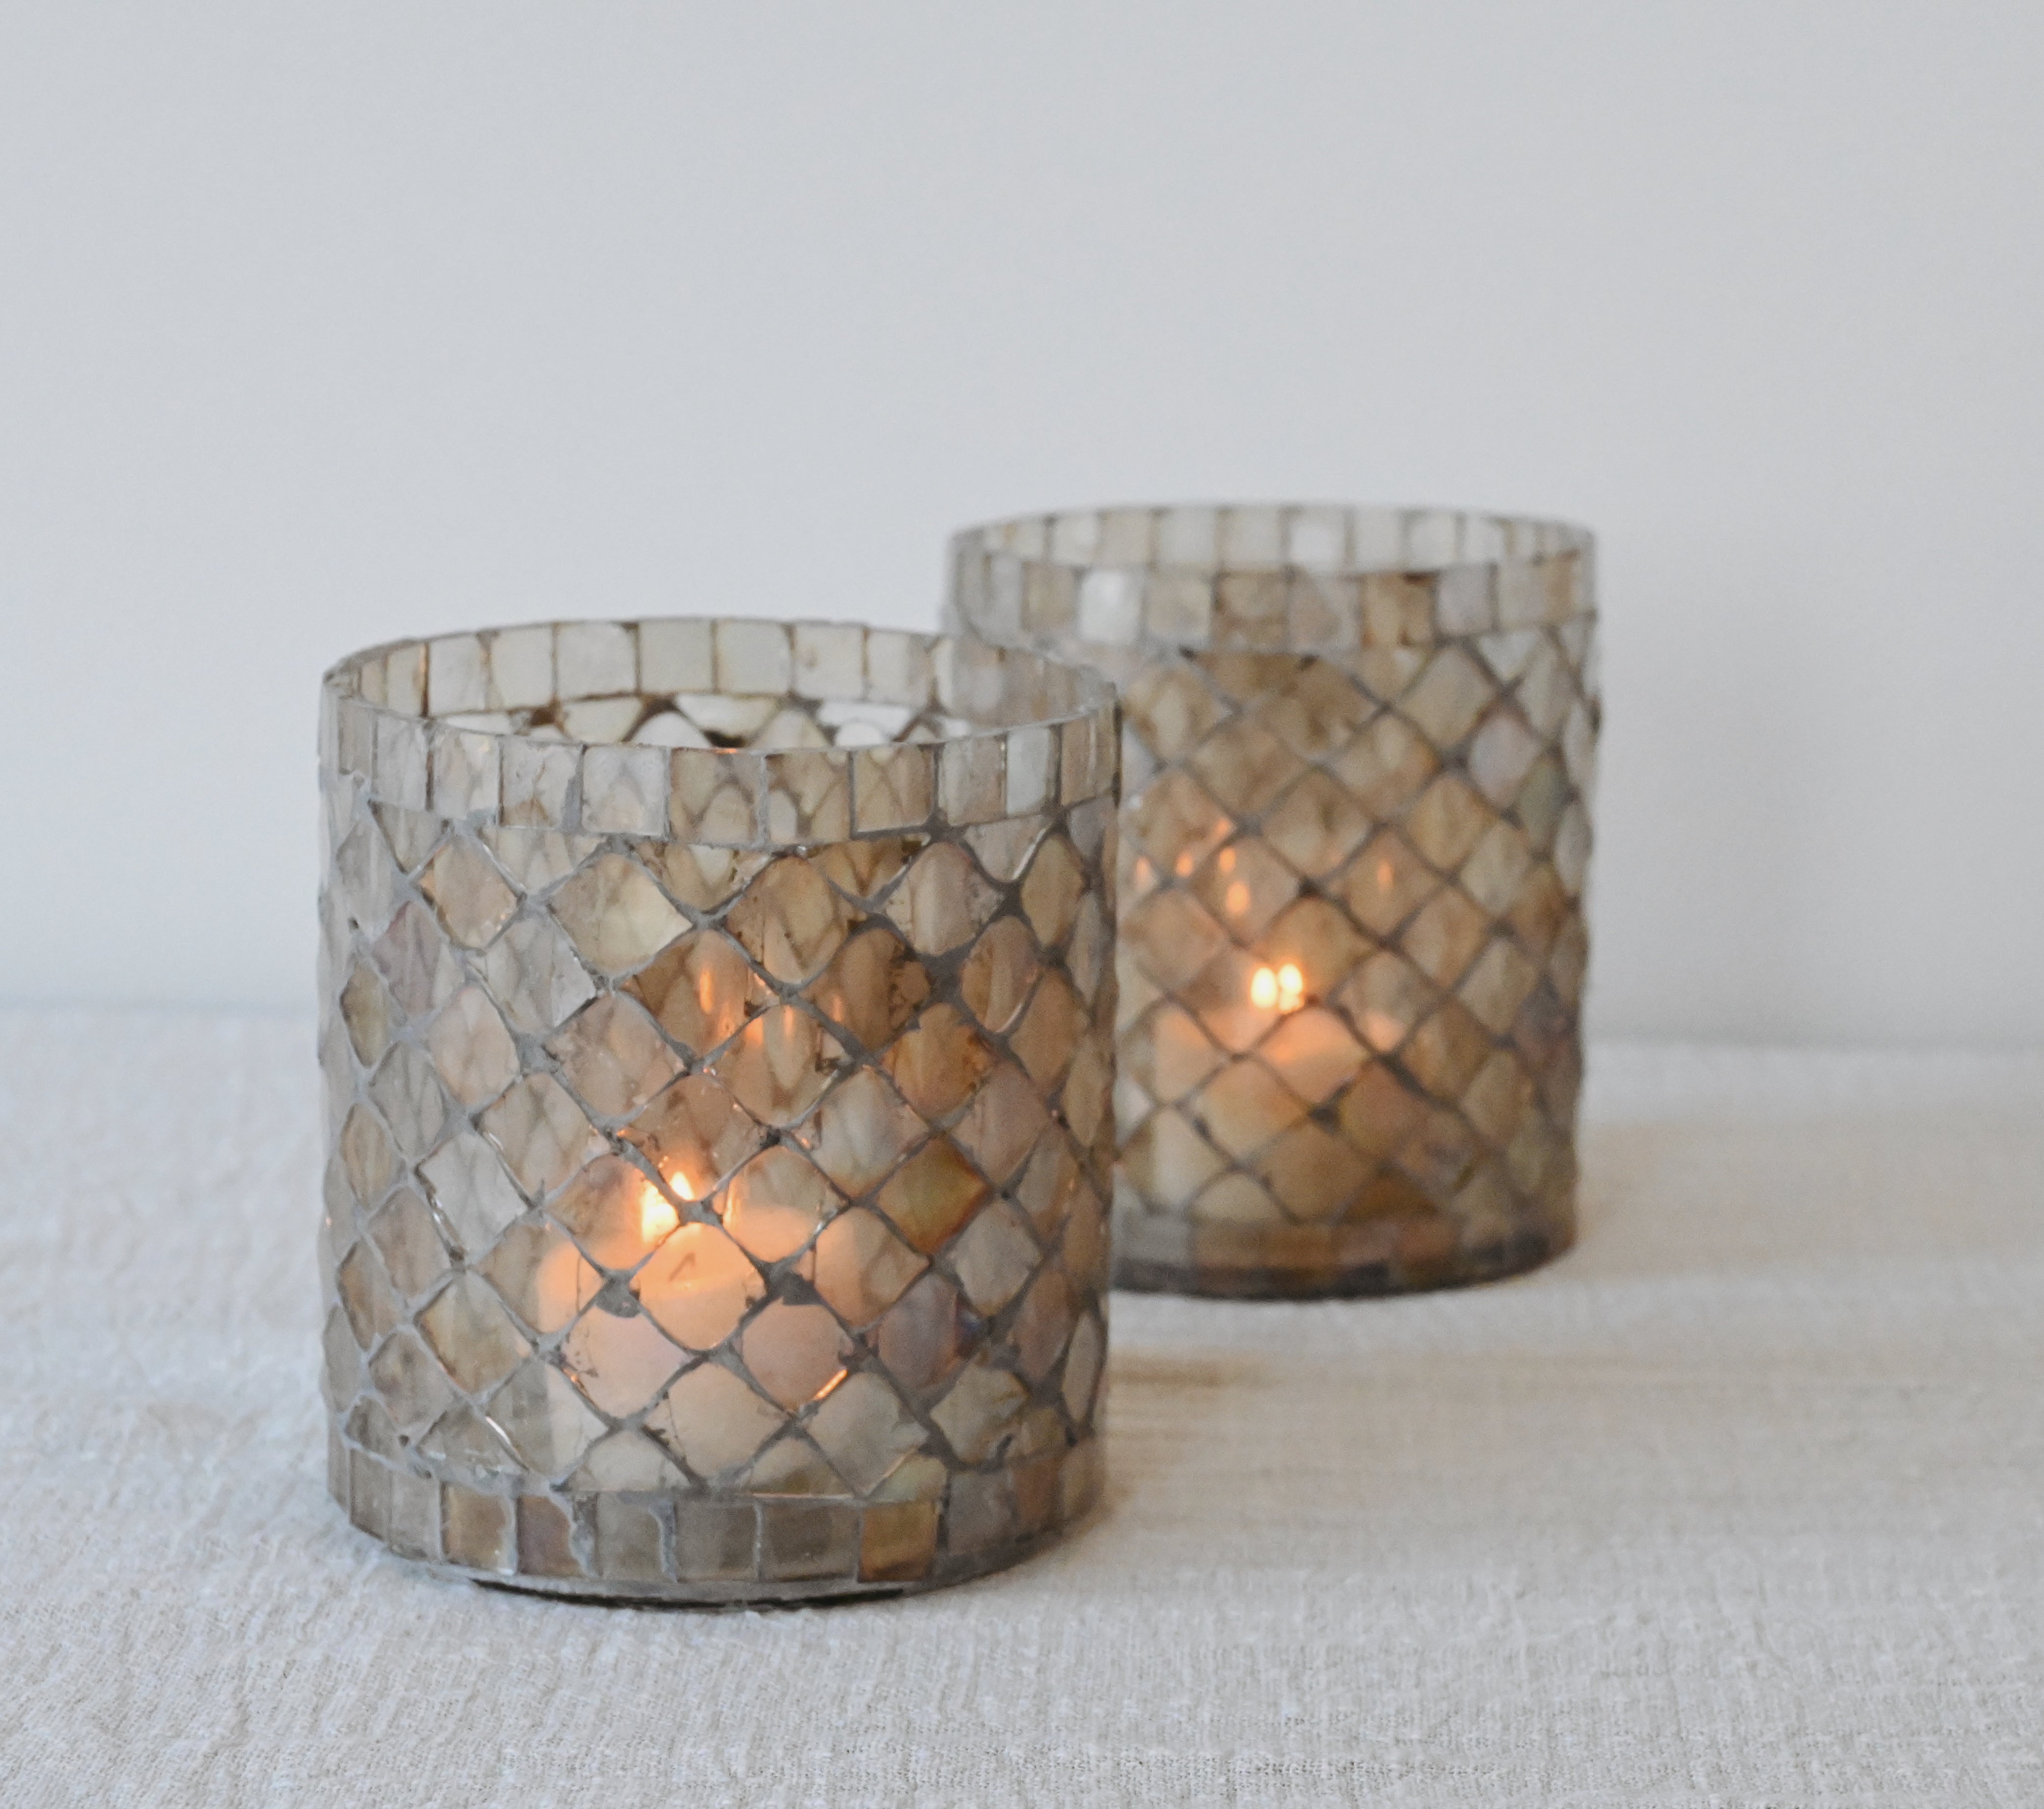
0,1012,2039,1807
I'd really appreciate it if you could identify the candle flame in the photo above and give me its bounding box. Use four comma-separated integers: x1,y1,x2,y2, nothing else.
1250,963,1306,1013
638,1181,681,1248
661,1158,709,1204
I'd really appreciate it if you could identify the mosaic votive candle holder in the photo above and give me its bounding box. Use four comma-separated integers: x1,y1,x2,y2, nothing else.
316,618,1119,1602
947,505,1598,1299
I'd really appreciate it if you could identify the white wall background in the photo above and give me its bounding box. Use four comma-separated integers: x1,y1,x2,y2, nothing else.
2,2,2040,1044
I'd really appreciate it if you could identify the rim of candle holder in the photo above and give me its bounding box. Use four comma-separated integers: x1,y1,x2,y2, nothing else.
320,616,1122,842
946,501,1596,662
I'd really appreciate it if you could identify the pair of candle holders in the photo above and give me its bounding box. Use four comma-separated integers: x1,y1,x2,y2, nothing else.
317,504,1598,1604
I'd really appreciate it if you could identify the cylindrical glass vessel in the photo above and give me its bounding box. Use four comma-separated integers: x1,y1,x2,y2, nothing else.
948,505,1597,1299
316,619,1118,1602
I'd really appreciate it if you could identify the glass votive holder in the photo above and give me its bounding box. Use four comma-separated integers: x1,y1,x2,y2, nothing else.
316,618,1118,1602
947,505,1597,1299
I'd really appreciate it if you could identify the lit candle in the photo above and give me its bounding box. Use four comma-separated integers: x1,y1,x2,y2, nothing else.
1248,962,1305,1013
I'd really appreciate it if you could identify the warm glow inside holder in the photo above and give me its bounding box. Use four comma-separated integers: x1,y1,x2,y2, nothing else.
948,505,1598,1299
316,618,1119,1602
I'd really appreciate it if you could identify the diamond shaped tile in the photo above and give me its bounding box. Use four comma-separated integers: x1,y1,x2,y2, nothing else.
368,1042,448,1161
1330,713,1439,818
1399,646,1495,745
1125,767,1232,879
1010,1264,1075,1383
427,986,519,1110
738,1303,850,1410
1020,835,1085,949
1337,832,1438,937
551,1153,678,1271
885,1005,990,1123
1009,974,1084,1091
1259,771,1372,880
371,901,461,1019
1255,660,1371,762
419,1272,530,1395
743,1435,850,1498
947,1201,1040,1314
339,960,398,1067
369,1328,455,1435
420,1131,526,1258
954,1061,1050,1188
1186,717,1305,817
478,1219,602,1336
1061,1313,1104,1423
335,817,400,935
1403,1000,1494,1097
479,1074,599,1199
798,1068,923,1198
647,1363,785,1478
336,1241,400,1350
546,994,681,1120
810,1208,926,1328
1120,1109,1224,1208
805,1372,926,1495
1403,889,1492,989
621,1071,763,1203
420,836,517,949
806,928,928,1050
726,855,848,983
1261,898,1370,998
875,1138,987,1255
884,842,998,956
369,1187,450,1300
1187,1060,1307,1160
550,853,686,975
722,1144,839,1262
339,1102,398,1205
873,1270,969,1399
480,914,596,1034
633,1222,762,1350
711,1004,843,1127
1254,1008,1363,1105
485,1358,605,1476
1468,709,1543,808
624,928,757,1059
1189,838,1299,939
1121,663,1224,761
1119,889,1229,993
1251,1119,1364,1222
1459,936,1541,1035
570,1429,684,1492
1406,775,1493,871
930,1357,1028,1464
562,1305,686,1416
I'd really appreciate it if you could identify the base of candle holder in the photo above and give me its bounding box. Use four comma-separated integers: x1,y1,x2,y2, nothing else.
331,1430,1104,1607
449,1517,1085,1608
1110,1202,1572,1300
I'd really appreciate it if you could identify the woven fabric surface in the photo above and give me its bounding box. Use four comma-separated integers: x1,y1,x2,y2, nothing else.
0,1010,2039,1808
